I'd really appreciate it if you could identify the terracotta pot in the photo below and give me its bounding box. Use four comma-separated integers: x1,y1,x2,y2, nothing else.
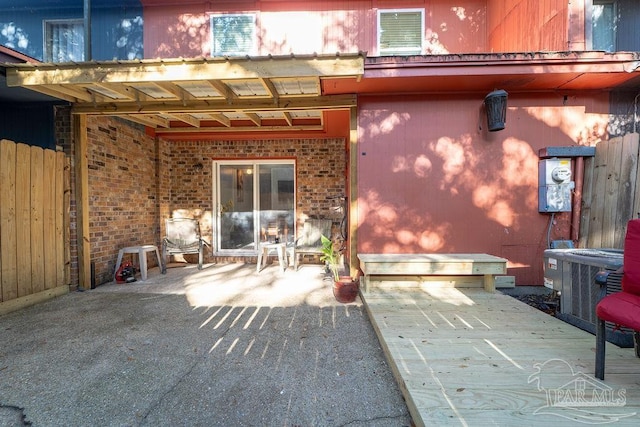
333,276,359,303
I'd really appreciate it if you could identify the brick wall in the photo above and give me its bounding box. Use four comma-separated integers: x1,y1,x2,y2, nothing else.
61,113,347,285
86,116,164,285
167,138,347,261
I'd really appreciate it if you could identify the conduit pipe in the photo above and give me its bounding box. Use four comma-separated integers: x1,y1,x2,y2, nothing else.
539,146,595,245
84,0,92,61
571,156,585,242
634,93,640,134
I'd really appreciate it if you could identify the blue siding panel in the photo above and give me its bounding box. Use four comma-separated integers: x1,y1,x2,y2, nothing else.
92,8,143,60
617,0,640,51
0,103,59,149
0,1,142,61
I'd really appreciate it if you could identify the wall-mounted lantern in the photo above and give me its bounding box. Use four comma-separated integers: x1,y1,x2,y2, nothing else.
484,89,508,132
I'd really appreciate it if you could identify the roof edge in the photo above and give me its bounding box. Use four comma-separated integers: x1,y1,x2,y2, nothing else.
3,52,367,71
365,51,640,69
0,45,41,65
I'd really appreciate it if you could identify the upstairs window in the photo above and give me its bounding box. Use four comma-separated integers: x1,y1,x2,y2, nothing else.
211,14,255,56
44,19,84,62
378,9,424,56
592,1,616,51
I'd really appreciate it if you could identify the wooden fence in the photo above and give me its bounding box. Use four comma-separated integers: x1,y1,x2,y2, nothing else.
0,139,69,315
579,132,640,249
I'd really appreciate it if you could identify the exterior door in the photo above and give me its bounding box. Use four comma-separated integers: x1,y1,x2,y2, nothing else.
215,161,295,253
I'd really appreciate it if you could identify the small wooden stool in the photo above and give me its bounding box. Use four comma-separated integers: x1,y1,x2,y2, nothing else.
114,245,162,282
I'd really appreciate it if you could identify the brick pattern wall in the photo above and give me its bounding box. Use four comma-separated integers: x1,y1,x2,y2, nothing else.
60,113,346,285
167,138,347,260
86,116,163,285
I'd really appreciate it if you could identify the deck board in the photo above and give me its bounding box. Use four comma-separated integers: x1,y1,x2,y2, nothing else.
362,288,640,426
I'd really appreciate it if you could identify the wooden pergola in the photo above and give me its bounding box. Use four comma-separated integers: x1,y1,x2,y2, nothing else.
5,53,365,288
5,54,363,133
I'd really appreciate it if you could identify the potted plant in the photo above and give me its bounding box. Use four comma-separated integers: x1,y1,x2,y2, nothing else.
320,234,359,303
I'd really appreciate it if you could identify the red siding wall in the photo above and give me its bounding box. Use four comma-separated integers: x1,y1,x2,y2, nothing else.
486,0,582,52
357,93,609,285
142,0,488,58
142,0,595,56
429,0,487,54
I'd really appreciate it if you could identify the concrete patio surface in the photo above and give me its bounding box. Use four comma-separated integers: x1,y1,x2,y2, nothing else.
0,262,412,427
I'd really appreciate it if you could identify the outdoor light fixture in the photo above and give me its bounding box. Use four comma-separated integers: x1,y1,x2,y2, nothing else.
484,89,508,132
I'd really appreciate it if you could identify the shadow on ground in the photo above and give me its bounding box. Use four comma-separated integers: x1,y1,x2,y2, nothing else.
0,264,412,426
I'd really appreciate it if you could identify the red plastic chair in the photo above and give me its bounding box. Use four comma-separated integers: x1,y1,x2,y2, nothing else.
595,219,640,380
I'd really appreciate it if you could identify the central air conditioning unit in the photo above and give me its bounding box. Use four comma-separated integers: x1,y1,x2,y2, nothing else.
543,248,633,347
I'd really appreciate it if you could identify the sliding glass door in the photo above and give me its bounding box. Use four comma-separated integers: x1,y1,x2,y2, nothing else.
215,160,295,253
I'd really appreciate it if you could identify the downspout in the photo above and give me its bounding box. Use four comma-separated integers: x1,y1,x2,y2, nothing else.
84,0,91,61
571,156,585,243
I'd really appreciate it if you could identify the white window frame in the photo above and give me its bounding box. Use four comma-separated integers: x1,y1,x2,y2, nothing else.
377,8,424,56
43,18,84,63
210,13,256,57
212,159,296,254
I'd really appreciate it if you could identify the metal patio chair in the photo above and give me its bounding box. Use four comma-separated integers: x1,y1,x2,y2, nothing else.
161,218,209,273
290,218,333,270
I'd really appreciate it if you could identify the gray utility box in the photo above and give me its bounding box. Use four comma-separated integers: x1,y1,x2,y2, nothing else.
543,248,633,347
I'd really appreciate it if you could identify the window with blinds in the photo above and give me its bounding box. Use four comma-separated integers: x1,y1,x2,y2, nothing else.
44,19,84,63
211,14,255,56
378,9,424,56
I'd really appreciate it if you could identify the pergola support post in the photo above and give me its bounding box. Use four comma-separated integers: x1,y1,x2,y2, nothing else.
74,114,91,289
349,106,358,277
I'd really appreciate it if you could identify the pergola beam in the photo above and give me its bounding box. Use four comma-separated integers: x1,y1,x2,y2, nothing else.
70,95,357,115
6,55,364,87
155,124,324,133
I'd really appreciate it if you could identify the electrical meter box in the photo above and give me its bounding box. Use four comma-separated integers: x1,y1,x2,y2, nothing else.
538,158,574,212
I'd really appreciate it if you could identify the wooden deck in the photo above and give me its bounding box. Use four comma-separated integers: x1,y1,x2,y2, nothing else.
361,287,640,426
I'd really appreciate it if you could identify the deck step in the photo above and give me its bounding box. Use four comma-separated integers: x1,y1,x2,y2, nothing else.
358,253,508,293
362,274,485,293
361,274,516,294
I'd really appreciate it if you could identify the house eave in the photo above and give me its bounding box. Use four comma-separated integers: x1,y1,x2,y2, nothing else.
356,51,640,93
5,53,366,86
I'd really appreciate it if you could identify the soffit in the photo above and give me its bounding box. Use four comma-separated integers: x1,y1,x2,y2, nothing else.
344,51,640,94
4,54,364,134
